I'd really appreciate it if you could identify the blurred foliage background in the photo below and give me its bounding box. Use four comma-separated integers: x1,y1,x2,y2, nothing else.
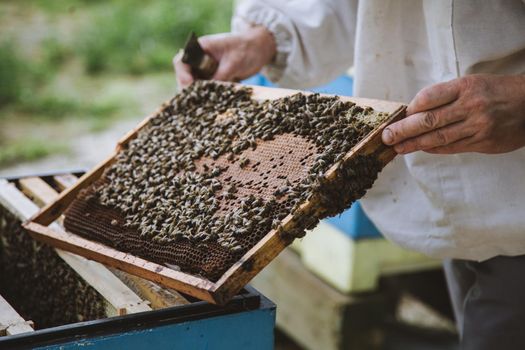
0,0,232,168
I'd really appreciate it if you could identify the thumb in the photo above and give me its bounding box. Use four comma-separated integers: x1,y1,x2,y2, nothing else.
173,50,194,89
212,59,237,81
198,33,230,60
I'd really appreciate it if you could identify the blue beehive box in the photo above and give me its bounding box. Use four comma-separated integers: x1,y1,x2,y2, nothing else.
0,287,275,350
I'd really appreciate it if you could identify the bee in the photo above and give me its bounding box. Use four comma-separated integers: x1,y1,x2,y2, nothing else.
273,186,289,198
231,245,243,253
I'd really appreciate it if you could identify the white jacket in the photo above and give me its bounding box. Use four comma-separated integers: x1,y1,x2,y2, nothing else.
232,0,525,261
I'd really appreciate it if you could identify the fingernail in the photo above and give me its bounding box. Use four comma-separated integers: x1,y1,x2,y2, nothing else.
395,144,405,154
382,128,394,144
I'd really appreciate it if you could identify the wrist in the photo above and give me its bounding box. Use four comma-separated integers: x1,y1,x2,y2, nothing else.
244,25,277,66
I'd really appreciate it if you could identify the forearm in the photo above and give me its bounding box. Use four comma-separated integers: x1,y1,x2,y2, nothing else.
232,0,359,89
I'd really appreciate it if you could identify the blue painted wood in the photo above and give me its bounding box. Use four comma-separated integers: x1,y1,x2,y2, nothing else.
242,74,354,96
242,74,383,240
325,202,383,240
36,299,275,350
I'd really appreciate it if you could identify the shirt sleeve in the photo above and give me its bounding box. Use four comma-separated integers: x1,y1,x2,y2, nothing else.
232,0,358,89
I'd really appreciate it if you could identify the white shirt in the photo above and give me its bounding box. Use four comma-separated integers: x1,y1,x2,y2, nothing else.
233,0,525,261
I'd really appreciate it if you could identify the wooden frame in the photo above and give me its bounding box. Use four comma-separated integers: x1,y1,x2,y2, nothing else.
23,84,406,305
20,175,189,308
15,175,188,309
0,178,151,316
0,294,34,336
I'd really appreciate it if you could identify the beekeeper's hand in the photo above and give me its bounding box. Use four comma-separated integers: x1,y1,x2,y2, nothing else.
173,26,276,89
382,74,525,154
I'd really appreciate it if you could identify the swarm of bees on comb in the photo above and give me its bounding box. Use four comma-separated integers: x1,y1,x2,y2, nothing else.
66,81,387,280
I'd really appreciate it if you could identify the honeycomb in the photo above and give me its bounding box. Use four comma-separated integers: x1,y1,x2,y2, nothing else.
64,81,388,281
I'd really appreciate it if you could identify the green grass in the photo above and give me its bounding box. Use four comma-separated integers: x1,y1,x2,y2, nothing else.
41,37,73,68
0,0,233,168
75,0,233,75
0,42,119,122
15,94,119,121
0,40,60,111
0,42,25,107
0,139,68,167
0,0,233,110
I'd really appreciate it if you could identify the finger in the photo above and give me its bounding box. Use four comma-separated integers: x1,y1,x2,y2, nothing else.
212,58,239,82
424,137,478,154
173,51,194,89
407,79,462,115
198,34,229,60
394,120,475,154
382,104,464,145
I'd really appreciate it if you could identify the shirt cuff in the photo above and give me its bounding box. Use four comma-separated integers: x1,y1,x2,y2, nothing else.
231,5,292,83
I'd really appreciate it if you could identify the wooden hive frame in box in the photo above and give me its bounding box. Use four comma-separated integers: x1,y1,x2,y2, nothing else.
0,178,151,319
0,174,191,322
23,84,406,305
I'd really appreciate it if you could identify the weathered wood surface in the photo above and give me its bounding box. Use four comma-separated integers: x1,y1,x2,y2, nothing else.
24,221,217,303
297,221,440,293
23,83,406,304
251,249,388,350
0,178,151,316
53,174,80,191
110,269,190,309
30,152,117,226
18,177,58,208
0,294,34,336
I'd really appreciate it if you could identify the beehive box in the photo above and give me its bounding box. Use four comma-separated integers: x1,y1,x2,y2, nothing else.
24,82,406,305
0,173,275,350
0,175,151,331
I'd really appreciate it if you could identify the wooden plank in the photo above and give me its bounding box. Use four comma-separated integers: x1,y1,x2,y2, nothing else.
30,152,117,226
0,295,34,336
53,174,79,191
17,177,152,315
23,83,406,304
57,252,151,316
111,269,190,309
298,221,440,293
23,222,217,304
18,178,58,207
0,179,151,315
248,83,403,114
251,249,388,350
53,174,189,308
5,323,34,336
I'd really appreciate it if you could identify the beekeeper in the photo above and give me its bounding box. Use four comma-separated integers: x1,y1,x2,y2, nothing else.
174,1,525,348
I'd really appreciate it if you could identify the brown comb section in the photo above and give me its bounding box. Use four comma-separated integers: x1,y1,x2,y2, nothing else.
197,134,317,214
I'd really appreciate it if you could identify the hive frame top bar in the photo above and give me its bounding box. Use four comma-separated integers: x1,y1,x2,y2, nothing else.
23,82,406,305
248,84,403,113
